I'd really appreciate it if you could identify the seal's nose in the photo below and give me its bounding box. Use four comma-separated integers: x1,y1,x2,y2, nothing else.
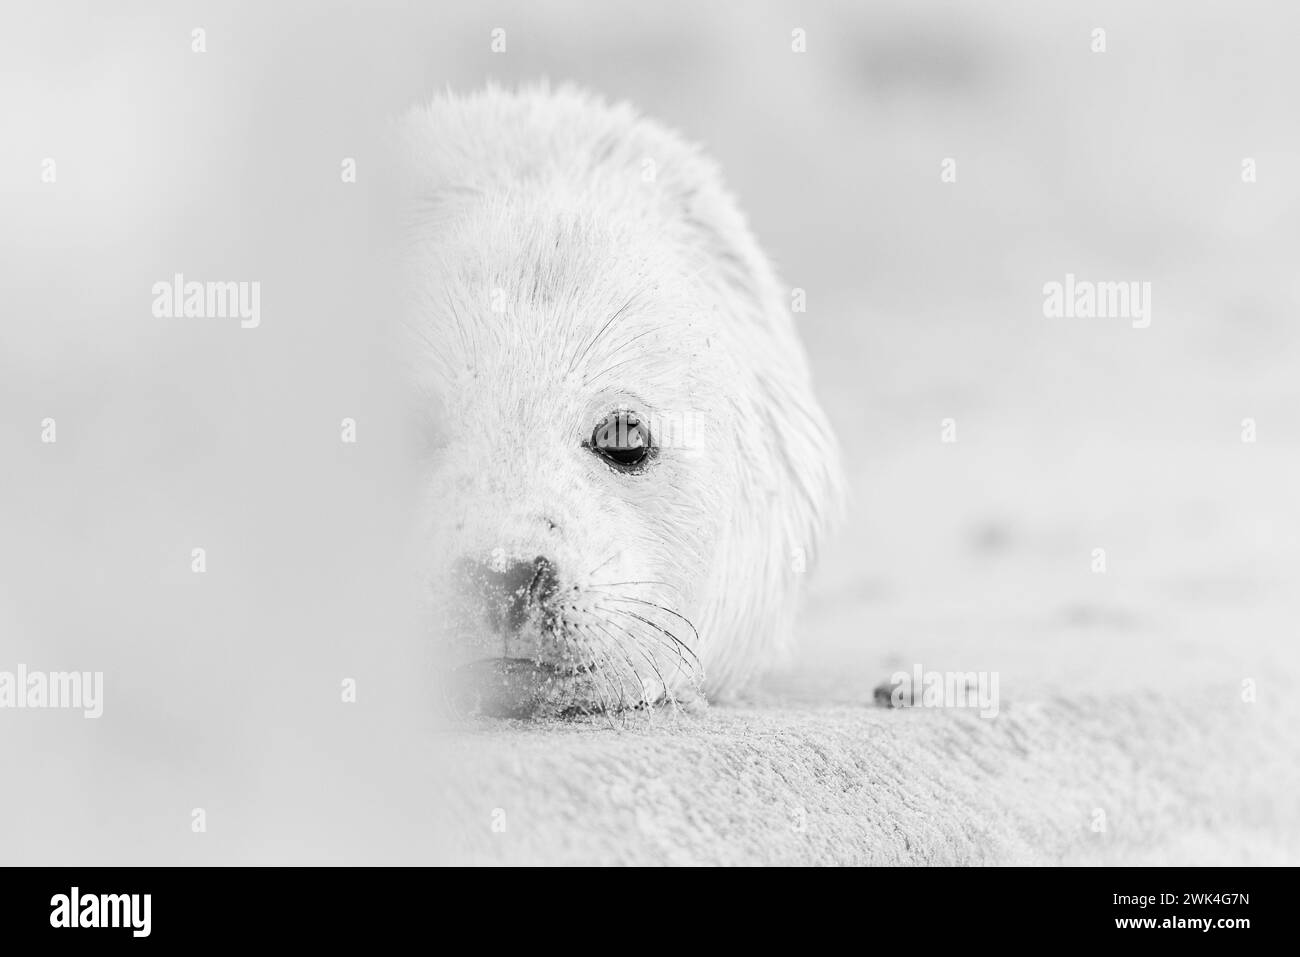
458,555,558,635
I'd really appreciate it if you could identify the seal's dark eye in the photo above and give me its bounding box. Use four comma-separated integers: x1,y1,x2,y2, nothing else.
587,410,655,472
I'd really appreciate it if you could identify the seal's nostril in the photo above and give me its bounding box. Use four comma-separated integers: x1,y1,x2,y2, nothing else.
459,555,559,635
525,556,558,606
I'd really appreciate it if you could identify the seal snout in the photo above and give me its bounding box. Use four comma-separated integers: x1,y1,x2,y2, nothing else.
456,554,559,636
445,554,577,717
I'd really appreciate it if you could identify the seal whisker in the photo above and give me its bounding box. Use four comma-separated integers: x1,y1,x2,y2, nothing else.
584,552,623,580
593,594,701,648
584,637,625,719
563,622,598,715
582,618,641,721
598,326,668,363
566,293,637,377
597,603,701,682
594,595,702,692
588,580,684,597
555,616,611,718
586,619,674,710
579,622,655,710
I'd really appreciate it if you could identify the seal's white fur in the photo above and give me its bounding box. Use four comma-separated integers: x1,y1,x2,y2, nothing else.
403,85,841,711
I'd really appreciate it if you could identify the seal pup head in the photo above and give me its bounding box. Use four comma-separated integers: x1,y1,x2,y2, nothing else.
401,84,842,718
